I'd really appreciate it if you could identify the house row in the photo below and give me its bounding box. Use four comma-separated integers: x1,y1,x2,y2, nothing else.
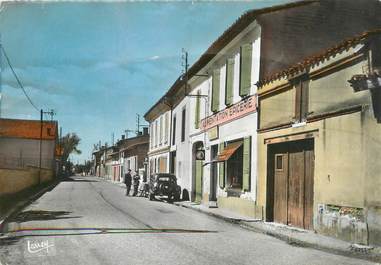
92,128,149,182
144,0,381,246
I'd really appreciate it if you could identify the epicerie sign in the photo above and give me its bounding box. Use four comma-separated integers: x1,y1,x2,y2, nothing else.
200,95,257,131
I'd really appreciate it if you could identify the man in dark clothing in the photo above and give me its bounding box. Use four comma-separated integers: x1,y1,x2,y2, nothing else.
124,169,132,196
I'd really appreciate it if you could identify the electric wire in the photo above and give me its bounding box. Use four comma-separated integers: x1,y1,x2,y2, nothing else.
1,46,39,112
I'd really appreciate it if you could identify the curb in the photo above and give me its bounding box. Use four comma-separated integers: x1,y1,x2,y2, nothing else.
173,202,381,263
0,179,60,233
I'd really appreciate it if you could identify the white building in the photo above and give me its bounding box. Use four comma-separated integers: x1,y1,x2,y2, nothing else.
145,109,171,177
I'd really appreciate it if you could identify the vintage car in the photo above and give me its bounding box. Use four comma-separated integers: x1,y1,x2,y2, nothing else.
149,173,181,201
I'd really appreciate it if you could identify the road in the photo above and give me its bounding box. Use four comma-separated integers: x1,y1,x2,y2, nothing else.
0,176,375,265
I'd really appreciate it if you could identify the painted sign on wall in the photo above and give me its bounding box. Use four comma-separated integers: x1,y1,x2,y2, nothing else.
200,95,257,131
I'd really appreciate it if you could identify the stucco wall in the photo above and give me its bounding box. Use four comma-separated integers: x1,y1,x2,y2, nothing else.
0,167,54,196
260,88,295,128
0,137,55,169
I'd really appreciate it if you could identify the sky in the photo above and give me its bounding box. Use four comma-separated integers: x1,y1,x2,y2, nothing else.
0,0,289,163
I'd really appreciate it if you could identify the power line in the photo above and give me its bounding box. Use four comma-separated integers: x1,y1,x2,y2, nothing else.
1,46,39,112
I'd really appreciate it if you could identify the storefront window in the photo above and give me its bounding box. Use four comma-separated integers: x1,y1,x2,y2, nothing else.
226,144,243,191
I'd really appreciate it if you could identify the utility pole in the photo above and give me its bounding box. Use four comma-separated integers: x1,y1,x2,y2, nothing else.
39,109,55,184
182,48,189,96
136,114,140,135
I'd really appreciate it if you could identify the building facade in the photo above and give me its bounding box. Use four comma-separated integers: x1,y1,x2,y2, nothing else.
257,30,381,245
143,0,381,245
145,108,171,177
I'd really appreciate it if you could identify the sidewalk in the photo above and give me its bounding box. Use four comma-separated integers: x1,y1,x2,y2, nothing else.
173,201,381,263
0,179,59,232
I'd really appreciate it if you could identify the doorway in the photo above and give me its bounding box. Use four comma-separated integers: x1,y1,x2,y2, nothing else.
209,145,218,202
193,141,204,203
267,138,314,230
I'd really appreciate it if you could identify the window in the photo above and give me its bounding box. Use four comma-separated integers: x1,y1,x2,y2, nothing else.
211,69,220,112
155,120,158,147
225,58,234,106
172,115,176,145
239,43,252,97
195,90,201,129
275,154,283,171
181,108,186,142
159,116,163,145
294,76,309,122
164,112,169,143
150,124,153,149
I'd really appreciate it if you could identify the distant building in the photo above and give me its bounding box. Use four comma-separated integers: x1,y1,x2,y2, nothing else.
92,129,149,182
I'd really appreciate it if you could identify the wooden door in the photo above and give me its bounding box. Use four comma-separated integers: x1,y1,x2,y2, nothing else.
273,152,288,224
288,145,305,228
272,139,314,230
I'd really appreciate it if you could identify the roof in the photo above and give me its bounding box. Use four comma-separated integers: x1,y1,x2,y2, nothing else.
0,118,58,140
258,29,381,86
144,0,317,121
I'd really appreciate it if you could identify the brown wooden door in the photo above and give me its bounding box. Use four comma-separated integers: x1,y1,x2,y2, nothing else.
288,146,305,228
272,139,314,230
273,152,288,224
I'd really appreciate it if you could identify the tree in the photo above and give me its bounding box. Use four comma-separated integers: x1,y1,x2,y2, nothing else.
60,133,82,175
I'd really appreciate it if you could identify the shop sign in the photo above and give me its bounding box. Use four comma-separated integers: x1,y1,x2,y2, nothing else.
208,126,219,141
200,95,257,131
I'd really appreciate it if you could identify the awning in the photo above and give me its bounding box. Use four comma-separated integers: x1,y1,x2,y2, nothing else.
217,141,243,161
203,141,243,166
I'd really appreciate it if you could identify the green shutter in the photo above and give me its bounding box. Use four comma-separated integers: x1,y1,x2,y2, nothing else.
239,44,252,97
195,160,203,202
242,136,251,191
195,90,201,129
225,58,234,106
219,142,225,189
212,69,220,112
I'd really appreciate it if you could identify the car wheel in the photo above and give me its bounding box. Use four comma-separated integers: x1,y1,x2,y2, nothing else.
174,194,180,201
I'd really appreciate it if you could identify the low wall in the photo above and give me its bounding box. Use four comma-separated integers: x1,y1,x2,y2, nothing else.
0,167,54,196
217,196,262,219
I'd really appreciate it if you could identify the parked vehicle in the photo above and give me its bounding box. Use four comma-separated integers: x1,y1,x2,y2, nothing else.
148,173,181,201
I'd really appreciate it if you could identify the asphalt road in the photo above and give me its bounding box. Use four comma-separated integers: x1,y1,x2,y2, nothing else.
0,176,376,265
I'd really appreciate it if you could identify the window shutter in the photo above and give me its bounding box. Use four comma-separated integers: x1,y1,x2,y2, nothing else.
219,142,225,189
165,113,169,143
240,43,252,97
242,136,251,191
212,69,220,112
225,58,234,106
195,90,201,129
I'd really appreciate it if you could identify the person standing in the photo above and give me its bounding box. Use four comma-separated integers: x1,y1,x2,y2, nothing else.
124,169,132,196
132,174,140,196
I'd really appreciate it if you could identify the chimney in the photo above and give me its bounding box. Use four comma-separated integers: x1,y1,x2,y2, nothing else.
143,127,148,135
121,134,125,140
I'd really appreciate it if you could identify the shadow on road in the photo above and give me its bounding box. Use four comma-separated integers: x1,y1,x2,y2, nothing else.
62,177,98,183
8,210,81,223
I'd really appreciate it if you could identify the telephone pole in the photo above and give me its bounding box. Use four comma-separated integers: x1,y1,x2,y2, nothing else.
182,48,189,96
39,109,55,184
